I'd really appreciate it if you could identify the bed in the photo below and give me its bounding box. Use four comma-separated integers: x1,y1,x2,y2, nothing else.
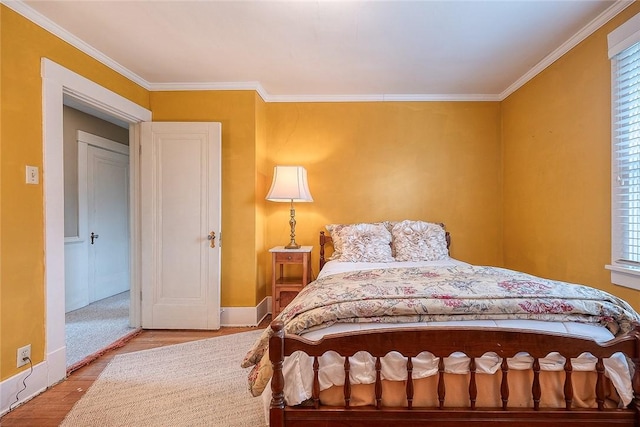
242,221,640,426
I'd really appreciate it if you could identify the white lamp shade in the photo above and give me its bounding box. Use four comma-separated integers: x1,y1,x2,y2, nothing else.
266,166,313,202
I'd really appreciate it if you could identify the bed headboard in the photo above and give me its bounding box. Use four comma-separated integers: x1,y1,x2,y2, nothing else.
319,224,451,271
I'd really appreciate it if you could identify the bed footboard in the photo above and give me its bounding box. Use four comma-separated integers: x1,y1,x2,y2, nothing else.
269,320,640,426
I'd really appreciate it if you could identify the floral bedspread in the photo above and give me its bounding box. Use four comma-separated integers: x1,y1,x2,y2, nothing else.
241,265,640,397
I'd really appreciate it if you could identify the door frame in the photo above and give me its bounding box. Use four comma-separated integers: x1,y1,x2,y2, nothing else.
42,59,151,386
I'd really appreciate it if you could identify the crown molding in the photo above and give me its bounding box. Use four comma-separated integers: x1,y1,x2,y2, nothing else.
266,94,384,103
147,84,501,102
499,0,634,100
382,93,501,102
264,93,501,103
2,0,150,90
4,0,632,103
148,81,269,101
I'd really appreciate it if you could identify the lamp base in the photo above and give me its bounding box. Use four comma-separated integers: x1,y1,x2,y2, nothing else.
284,201,300,249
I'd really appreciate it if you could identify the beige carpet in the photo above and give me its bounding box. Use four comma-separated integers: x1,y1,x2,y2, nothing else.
66,291,137,369
61,329,266,427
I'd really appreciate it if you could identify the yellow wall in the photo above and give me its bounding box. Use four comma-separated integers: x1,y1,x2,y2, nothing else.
255,95,269,302
0,5,149,380
502,2,640,309
264,102,503,269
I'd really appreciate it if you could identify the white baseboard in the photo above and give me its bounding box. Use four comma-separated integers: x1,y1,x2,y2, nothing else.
220,297,271,327
0,344,66,416
47,344,67,385
0,360,48,416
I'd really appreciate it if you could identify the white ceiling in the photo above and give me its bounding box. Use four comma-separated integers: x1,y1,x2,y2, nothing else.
13,0,633,101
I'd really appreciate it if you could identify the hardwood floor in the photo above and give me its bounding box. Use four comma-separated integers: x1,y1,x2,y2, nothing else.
1,319,270,427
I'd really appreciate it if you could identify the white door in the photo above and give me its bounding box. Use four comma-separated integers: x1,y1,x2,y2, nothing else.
87,143,130,302
140,122,221,330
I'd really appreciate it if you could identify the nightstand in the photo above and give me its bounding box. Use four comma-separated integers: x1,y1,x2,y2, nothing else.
270,246,312,316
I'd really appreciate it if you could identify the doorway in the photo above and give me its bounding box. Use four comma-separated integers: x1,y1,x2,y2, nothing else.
42,60,221,390
42,59,152,387
63,120,135,370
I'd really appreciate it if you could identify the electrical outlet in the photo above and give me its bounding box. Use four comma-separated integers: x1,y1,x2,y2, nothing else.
17,344,31,368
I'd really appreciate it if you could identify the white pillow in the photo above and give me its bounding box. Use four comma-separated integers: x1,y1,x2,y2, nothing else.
326,223,394,262
392,220,448,262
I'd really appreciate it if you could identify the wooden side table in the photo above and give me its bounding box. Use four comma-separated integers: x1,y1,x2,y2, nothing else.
270,246,312,316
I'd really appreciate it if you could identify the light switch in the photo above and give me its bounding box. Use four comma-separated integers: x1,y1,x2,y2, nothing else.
26,166,39,184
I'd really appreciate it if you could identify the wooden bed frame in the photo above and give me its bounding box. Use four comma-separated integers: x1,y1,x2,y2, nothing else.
269,230,640,426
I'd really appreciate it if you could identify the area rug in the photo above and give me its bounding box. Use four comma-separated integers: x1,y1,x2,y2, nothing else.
61,329,266,427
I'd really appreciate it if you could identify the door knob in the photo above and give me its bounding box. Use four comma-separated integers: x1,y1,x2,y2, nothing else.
208,231,216,248
90,232,99,245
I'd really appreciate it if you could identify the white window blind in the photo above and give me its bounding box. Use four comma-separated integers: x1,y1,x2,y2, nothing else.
607,11,640,289
613,42,640,266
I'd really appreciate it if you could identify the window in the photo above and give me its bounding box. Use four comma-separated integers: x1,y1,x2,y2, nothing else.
608,12,640,290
